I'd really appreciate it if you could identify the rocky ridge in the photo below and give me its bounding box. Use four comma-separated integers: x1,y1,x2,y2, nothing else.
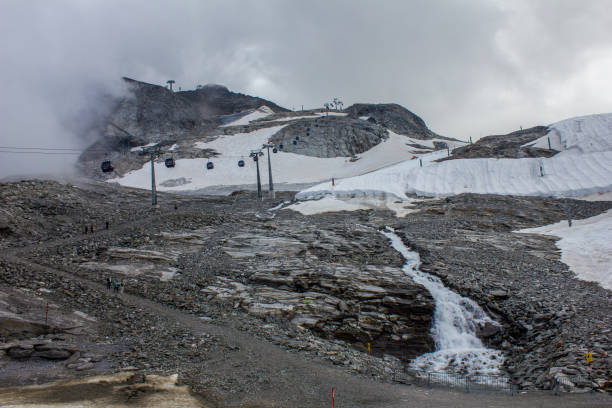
344,103,450,141
441,126,555,161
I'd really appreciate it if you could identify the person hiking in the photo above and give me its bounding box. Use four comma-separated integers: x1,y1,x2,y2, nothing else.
106,276,112,291
120,279,125,295
114,280,120,293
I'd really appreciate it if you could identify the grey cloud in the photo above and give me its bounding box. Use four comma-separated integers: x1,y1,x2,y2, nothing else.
1,0,611,177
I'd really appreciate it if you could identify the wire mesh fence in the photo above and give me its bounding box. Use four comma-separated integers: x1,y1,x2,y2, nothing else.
393,369,515,393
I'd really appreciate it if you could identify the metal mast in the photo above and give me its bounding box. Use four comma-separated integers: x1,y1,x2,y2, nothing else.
262,142,277,199
250,150,263,199
142,146,160,206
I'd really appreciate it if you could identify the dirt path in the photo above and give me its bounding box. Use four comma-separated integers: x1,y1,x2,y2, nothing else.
4,253,610,408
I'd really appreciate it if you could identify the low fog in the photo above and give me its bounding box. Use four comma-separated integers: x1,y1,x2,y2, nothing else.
1,0,611,177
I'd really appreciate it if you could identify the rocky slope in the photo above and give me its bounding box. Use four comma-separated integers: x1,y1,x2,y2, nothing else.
394,194,612,390
441,126,555,161
1,179,611,398
104,78,287,143
269,116,389,158
344,103,451,141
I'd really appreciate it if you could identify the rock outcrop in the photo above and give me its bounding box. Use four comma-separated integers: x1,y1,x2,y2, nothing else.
104,78,287,144
441,126,554,161
344,103,449,141
202,261,435,360
270,116,389,158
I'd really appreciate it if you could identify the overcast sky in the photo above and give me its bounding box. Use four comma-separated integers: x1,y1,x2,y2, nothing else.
1,0,611,177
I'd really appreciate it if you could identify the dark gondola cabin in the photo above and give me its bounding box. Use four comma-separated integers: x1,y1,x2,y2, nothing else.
101,160,113,173
278,144,283,150
165,157,175,168
292,140,297,145
238,159,245,167
206,161,214,170
272,147,278,153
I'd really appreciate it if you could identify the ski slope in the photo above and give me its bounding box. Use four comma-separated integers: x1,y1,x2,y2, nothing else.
516,210,612,290
113,128,420,192
525,113,612,154
298,113,612,200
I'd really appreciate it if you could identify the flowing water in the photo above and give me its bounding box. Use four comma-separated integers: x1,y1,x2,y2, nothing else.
381,228,504,376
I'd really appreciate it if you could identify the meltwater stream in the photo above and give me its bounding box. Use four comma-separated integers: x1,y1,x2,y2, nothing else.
381,228,504,376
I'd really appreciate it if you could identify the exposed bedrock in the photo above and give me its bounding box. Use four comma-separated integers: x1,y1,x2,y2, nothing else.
269,117,388,158
202,229,436,360
344,103,450,141
441,126,554,161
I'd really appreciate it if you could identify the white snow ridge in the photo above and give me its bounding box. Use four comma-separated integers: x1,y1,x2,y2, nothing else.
298,112,612,201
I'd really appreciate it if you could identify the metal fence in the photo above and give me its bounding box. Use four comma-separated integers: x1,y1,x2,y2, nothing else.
394,369,515,393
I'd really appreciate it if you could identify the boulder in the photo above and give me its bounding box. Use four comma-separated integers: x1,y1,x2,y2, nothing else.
33,348,73,360
7,346,34,359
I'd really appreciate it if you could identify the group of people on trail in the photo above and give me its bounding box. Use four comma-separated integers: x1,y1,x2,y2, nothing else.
106,276,125,294
84,221,111,234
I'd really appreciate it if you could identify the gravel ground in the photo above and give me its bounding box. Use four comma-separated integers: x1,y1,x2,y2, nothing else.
0,179,611,407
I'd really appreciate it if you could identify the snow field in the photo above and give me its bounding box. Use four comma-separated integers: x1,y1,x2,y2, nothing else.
114,128,418,192
285,195,420,217
516,209,612,290
220,106,274,127
130,142,158,152
298,144,612,200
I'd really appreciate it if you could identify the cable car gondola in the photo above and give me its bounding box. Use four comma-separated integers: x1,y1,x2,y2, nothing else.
206,161,214,170
165,157,175,168
278,144,283,150
238,159,245,167
292,140,297,145
295,136,300,141
272,147,278,153
100,160,114,173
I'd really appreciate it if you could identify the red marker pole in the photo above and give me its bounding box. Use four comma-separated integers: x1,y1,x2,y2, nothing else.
332,387,335,408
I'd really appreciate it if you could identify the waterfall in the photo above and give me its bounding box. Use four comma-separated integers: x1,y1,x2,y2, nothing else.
381,228,504,375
